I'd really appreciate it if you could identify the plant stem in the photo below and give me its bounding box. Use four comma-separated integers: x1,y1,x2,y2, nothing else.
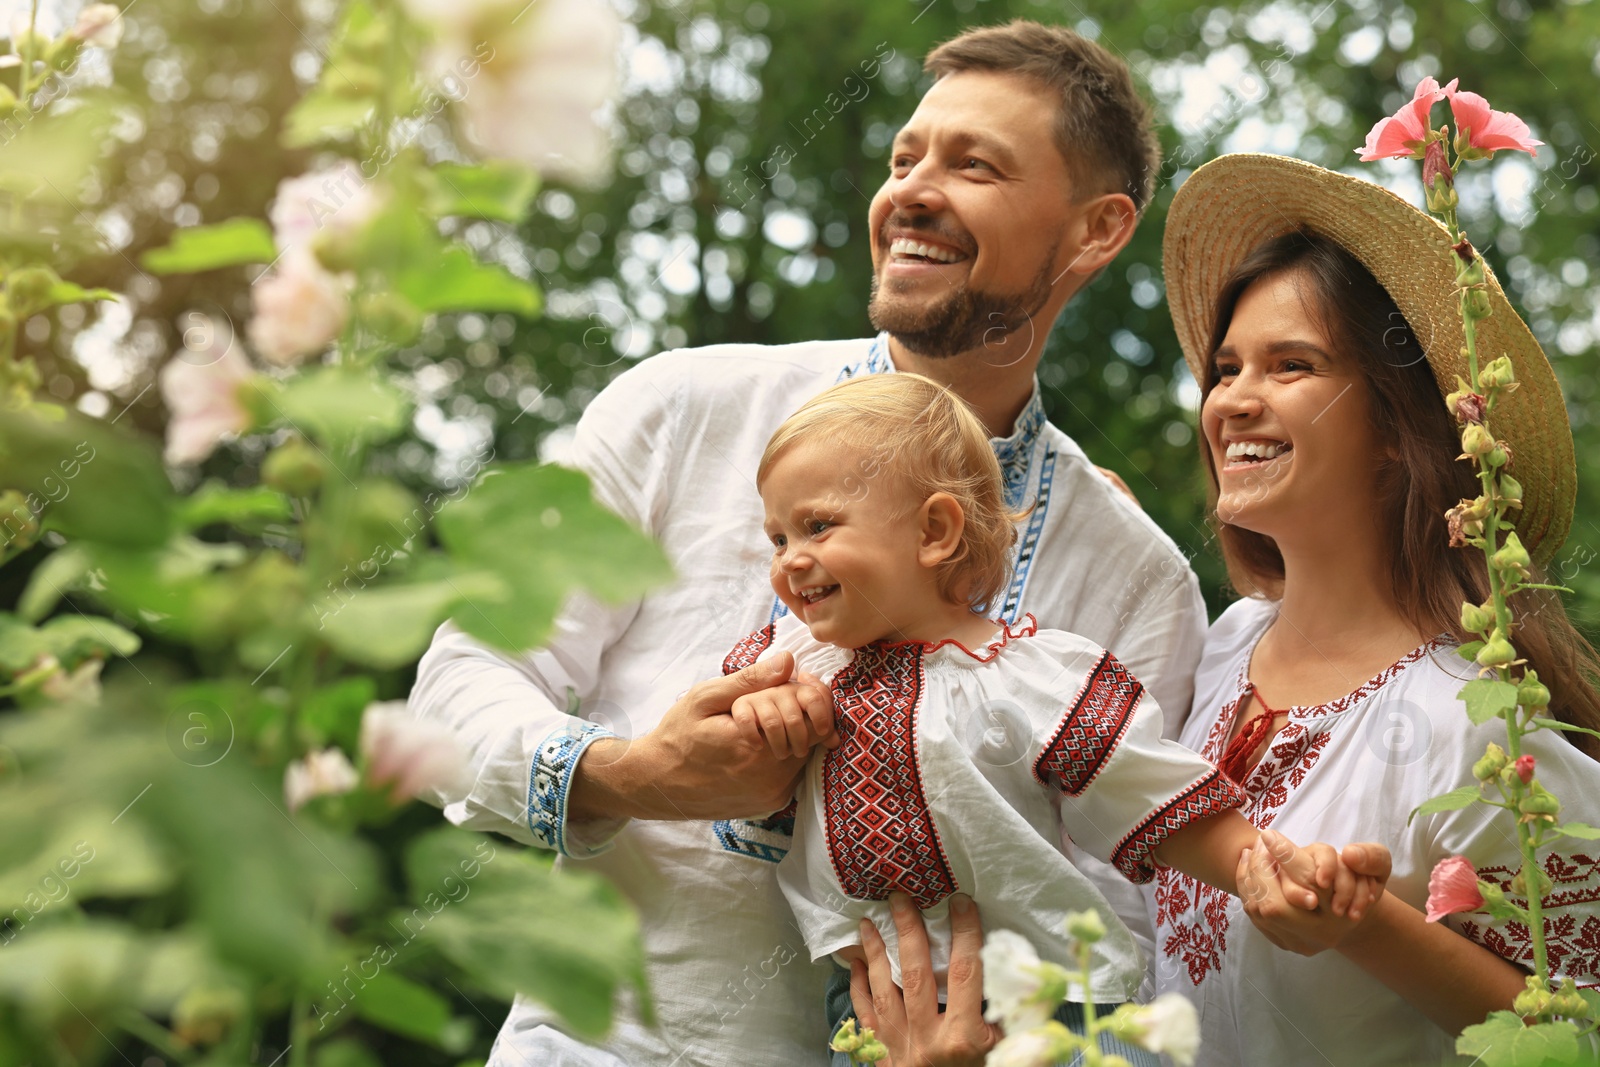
1077,937,1102,1066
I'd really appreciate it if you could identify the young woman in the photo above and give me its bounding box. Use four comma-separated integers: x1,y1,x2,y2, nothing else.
1153,154,1600,1065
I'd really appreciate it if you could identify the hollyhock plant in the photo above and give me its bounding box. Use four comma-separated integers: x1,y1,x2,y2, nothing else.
67,3,122,47
359,701,470,804
268,162,384,265
1357,76,1455,161
158,341,256,464
1425,855,1485,923
1122,994,1200,1066
1448,88,1543,158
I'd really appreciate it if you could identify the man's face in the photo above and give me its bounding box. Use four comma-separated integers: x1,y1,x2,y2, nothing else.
866,70,1083,360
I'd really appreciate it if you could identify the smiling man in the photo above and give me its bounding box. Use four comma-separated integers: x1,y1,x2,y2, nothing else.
409,20,1208,1067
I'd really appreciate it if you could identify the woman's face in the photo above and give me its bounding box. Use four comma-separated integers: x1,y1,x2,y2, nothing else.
1201,269,1388,541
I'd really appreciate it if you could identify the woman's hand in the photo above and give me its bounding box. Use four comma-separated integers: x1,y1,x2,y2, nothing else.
1238,829,1392,956
848,892,1000,1067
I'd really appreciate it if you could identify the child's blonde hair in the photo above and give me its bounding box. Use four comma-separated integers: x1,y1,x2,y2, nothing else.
757,373,1018,611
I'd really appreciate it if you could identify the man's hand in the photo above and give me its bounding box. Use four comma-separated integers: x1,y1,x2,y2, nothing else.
568,651,835,822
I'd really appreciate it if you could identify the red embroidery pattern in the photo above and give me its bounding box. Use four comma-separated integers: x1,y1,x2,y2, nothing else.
722,624,775,676
1458,852,1600,983
1112,770,1246,885
822,642,956,909
1033,651,1143,796
1155,728,1332,986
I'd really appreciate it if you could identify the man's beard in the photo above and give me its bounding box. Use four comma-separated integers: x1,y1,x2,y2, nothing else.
867,240,1060,361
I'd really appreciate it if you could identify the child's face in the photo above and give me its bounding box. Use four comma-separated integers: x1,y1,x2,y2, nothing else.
760,439,931,649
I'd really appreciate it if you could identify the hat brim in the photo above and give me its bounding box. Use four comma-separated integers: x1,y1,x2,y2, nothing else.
1163,153,1575,565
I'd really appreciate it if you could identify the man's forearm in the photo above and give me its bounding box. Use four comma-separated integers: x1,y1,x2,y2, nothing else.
568,737,664,822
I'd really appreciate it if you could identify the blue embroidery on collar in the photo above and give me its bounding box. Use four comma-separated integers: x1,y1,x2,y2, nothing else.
836,333,893,382
992,386,1047,512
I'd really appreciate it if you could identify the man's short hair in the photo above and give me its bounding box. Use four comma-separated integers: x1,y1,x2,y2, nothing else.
924,20,1161,214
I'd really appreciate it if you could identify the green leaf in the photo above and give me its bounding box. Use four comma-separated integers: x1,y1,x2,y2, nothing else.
1459,679,1521,724
273,368,411,449
41,280,118,309
16,545,92,622
1456,1012,1580,1067
353,971,470,1050
318,572,504,670
395,246,542,317
1531,718,1600,742
1555,822,1600,840
1408,785,1482,826
140,218,278,274
282,91,375,149
435,465,672,654
300,677,377,752
404,828,648,1040
427,163,540,222
1458,640,1485,662
177,483,294,531
0,407,173,547
0,612,139,672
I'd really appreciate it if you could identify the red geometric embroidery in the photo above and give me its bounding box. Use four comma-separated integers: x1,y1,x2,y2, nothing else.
1033,651,1143,796
1458,852,1600,983
722,624,775,676
822,641,956,909
1112,769,1246,885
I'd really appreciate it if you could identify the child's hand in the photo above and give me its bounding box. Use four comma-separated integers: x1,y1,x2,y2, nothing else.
1239,829,1392,956
730,671,836,759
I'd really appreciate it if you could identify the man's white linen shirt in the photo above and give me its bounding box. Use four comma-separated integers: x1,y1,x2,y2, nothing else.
407,335,1208,1067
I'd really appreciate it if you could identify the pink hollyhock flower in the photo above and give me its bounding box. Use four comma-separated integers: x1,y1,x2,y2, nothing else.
159,341,256,465
284,747,359,812
1358,76,1456,161
69,3,122,48
1515,754,1536,784
247,250,351,367
1425,855,1485,922
1447,88,1543,157
359,701,470,804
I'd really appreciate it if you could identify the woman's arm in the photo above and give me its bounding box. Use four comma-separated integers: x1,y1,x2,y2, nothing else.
1241,833,1527,1036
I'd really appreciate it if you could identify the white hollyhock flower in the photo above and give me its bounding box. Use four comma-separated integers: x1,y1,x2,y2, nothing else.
159,341,255,465
268,162,382,263
41,658,103,704
405,0,621,184
247,250,351,367
284,747,360,812
981,929,1067,1034
69,3,122,48
987,1022,1073,1067
360,701,469,804
1126,993,1200,1066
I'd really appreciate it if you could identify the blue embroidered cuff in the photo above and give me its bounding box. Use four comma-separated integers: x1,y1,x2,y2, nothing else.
527,720,617,858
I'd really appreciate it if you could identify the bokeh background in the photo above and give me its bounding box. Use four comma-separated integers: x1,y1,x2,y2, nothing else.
24,0,1600,624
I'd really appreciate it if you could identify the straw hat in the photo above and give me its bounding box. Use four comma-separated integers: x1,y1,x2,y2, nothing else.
1163,152,1575,565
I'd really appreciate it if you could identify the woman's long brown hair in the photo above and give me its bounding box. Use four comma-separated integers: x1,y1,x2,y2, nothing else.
1198,230,1600,759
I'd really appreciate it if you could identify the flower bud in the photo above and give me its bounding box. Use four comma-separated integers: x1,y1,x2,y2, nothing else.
1514,754,1536,785
172,986,246,1047
1066,909,1107,944
1451,234,1478,267
1460,601,1494,635
1517,671,1550,712
1493,532,1531,575
1473,742,1509,782
1460,423,1495,457
1477,631,1518,669
1454,391,1486,425
1478,881,1508,909
1513,976,1553,1018
1423,141,1455,211
1552,979,1591,1020
1498,474,1524,508
1480,356,1517,390
1485,444,1509,469
1517,784,1560,823
261,436,327,497
830,1019,864,1054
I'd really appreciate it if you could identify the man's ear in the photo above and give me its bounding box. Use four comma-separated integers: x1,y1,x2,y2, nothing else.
917,493,966,568
1060,192,1138,282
